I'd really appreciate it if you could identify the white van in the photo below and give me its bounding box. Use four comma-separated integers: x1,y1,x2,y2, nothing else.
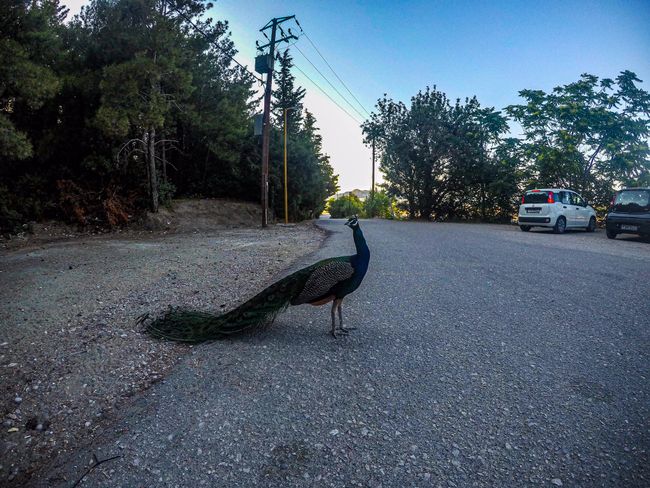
518,189,597,233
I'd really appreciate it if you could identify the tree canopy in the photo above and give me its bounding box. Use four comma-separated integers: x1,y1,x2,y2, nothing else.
1,1,647,230
363,87,514,220
365,73,649,220
506,71,650,205
0,0,338,232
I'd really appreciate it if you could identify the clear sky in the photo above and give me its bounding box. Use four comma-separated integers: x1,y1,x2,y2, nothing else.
64,0,650,192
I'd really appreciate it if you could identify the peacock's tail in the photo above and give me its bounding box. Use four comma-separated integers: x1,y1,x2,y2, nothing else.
142,265,316,342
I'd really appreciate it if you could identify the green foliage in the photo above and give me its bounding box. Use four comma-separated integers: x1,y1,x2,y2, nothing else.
0,0,64,160
0,185,25,233
364,191,393,218
0,0,338,232
158,178,176,207
268,55,338,220
364,87,512,221
506,71,650,206
328,194,363,219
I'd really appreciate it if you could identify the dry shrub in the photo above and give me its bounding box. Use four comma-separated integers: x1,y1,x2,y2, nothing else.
102,188,134,228
56,180,88,225
57,180,138,229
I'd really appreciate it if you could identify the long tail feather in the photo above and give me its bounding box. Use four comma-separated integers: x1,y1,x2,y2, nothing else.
141,265,315,342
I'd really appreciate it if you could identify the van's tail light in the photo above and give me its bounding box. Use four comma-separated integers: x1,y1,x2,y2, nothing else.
610,195,616,208
547,193,555,204
521,195,525,204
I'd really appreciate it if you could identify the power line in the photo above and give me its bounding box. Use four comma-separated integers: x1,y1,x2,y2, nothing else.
165,1,264,84
301,32,371,118
293,43,367,121
291,61,362,125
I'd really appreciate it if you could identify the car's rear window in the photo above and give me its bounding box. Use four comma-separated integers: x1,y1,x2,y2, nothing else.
613,190,650,212
523,191,554,204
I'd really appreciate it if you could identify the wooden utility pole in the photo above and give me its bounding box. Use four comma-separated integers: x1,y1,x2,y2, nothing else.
284,108,289,224
371,137,376,195
369,136,376,217
257,16,297,227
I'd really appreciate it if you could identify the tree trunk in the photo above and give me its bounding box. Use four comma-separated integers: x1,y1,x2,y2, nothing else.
161,134,167,183
147,127,158,212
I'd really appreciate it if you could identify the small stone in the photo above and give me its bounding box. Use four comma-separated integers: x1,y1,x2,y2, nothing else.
14,397,22,404
132,458,141,467
361,427,369,436
452,449,460,457
7,363,18,368
84,421,91,427
551,479,563,486
451,459,461,467
423,473,431,480
505,442,512,450
167,434,174,441
329,429,339,436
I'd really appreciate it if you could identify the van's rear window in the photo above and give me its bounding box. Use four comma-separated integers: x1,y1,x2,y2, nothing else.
523,192,553,204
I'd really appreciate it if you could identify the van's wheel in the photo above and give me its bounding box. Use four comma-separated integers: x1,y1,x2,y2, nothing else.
606,229,617,239
553,216,566,234
520,225,531,232
586,217,596,232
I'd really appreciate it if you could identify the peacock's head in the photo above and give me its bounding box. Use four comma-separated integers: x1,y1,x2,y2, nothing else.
344,215,359,229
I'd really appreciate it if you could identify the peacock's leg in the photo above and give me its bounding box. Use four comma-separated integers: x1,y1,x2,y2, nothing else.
338,300,356,333
330,299,340,338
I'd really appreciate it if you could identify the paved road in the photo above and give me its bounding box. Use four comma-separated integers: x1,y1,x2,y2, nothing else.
45,221,649,487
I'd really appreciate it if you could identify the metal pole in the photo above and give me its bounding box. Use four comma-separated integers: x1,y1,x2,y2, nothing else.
284,108,288,224
260,20,277,227
370,136,376,217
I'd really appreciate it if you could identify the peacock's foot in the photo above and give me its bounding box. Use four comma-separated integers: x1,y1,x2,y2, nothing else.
331,326,356,338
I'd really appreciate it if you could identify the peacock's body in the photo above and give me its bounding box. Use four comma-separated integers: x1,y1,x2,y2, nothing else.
143,216,369,341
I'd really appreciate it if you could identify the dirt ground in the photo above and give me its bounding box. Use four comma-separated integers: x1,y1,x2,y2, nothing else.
0,200,324,485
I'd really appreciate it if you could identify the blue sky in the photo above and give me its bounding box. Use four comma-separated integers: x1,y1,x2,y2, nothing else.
65,0,650,191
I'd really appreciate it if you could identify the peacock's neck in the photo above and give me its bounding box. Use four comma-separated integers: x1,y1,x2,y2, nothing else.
353,226,370,262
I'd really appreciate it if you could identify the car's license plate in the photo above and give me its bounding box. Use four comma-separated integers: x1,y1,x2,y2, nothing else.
526,208,541,213
621,224,638,231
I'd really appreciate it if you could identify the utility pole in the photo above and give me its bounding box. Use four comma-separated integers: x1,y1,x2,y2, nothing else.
283,106,299,225
371,136,376,201
256,16,297,227
284,108,289,224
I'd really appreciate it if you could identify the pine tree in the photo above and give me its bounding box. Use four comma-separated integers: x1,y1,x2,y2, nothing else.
272,49,305,133
0,0,65,160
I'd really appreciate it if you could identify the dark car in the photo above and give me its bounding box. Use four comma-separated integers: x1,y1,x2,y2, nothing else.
605,188,650,239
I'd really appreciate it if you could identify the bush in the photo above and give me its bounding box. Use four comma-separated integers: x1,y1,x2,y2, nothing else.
0,185,24,234
328,194,363,218
363,191,393,218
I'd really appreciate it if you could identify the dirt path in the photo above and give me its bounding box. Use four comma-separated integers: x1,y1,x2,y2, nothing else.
0,221,324,485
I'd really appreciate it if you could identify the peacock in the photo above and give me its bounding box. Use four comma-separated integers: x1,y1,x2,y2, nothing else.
140,216,370,341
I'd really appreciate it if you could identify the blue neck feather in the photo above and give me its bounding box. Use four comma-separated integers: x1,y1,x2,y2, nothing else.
353,226,370,268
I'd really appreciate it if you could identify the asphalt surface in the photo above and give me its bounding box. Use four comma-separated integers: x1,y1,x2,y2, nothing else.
43,220,649,488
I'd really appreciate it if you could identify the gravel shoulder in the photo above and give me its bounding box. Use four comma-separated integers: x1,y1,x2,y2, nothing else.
0,218,324,485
